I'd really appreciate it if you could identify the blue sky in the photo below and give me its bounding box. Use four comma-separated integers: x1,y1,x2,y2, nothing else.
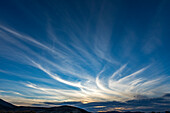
0,0,170,112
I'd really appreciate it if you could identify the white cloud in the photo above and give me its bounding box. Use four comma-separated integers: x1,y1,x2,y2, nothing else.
0,25,169,105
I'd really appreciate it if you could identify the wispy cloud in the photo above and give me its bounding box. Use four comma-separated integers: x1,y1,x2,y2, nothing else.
42,94,170,112
0,24,169,106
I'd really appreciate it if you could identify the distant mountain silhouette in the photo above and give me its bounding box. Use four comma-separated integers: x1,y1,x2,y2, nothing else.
0,99,169,113
0,99,90,113
0,99,16,110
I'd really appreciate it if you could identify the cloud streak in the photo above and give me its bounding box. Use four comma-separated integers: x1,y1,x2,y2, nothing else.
0,24,169,106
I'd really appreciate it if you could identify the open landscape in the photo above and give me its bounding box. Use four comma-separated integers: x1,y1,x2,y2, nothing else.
0,0,170,113
0,98,170,113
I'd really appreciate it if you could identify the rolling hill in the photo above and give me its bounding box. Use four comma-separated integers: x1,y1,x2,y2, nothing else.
0,99,90,113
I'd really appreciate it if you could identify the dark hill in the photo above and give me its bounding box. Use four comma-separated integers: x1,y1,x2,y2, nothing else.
0,99,16,110
0,99,90,113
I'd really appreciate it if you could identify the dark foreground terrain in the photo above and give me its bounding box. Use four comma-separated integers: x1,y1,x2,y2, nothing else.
0,99,169,113
0,99,90,113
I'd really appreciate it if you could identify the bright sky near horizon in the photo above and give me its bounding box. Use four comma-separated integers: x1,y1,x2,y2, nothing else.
0,0,170,112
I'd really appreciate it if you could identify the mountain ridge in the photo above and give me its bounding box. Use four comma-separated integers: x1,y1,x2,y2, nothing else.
0,99,16,110
0,99,169,113
0,99,90,113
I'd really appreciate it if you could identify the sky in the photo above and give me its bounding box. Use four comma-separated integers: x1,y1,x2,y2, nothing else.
0,0,170,112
